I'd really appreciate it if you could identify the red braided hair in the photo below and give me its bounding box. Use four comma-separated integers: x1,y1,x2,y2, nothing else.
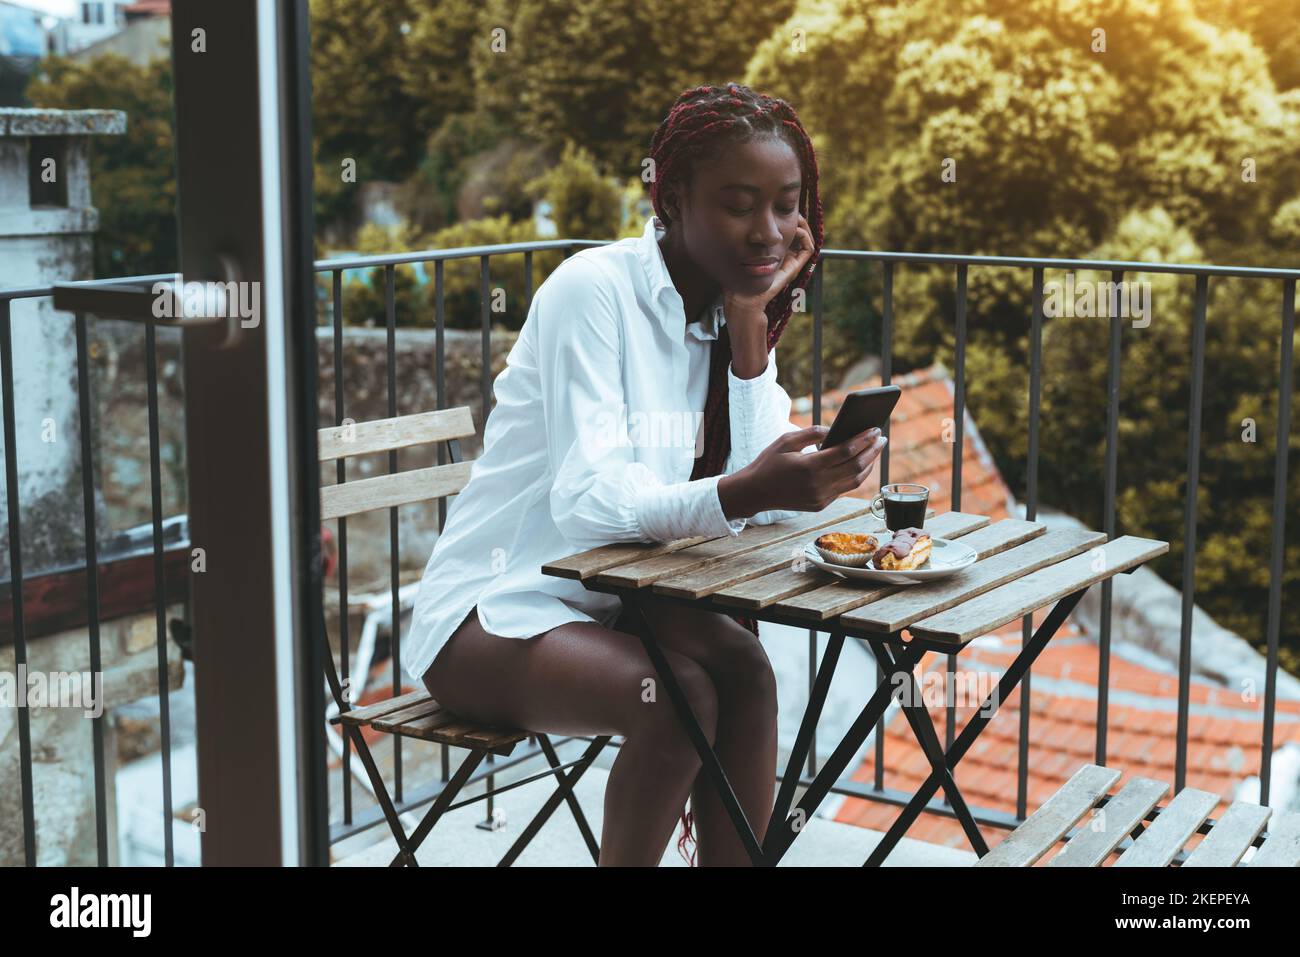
646,82,824,866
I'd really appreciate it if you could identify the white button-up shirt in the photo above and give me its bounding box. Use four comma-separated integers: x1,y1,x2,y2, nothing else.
403,216,806,682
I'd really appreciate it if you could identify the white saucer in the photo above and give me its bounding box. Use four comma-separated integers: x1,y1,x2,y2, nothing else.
802,537,977,585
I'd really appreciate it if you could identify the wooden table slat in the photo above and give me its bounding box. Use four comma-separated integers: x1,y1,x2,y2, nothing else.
651,513,888,600
908,535,1169,644
711,511,988,612
841,526,1106,633
541,533,717,581
590,497,874,590
768,512,997,620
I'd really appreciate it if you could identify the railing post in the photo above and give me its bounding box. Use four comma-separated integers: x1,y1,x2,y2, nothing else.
1175,274,1209,794
1260,278,1295,806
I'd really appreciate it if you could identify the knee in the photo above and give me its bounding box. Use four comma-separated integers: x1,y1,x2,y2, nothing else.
634,657,718,762
714,633,778,707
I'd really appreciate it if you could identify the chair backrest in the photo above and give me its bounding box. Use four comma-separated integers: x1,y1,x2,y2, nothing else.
318,407,476,520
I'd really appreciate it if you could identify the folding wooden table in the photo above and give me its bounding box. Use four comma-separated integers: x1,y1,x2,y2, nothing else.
541,499,1168,865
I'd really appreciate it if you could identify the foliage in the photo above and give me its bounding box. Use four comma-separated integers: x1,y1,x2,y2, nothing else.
524,141,623,241
747,0,1300,662
470,0,796,176
24,0,1300,665
323,216,567,333
308,0,479,182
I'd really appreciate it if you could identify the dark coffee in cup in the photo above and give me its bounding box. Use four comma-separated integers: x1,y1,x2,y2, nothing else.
870,483,929,531
884,492,927,530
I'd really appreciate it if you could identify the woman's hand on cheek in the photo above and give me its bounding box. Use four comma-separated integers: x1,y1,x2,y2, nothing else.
722,213,815,378
722,212,815,319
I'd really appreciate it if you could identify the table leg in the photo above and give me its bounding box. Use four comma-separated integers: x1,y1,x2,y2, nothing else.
872,642,990,855
634,623,766,864
765,631,846,840
861,586,1088,866
762,637,928,864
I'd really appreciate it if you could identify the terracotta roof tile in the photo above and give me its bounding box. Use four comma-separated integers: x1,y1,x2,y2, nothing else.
833,632,1300,851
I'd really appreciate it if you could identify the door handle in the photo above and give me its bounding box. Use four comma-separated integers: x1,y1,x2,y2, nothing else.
53,254,250,348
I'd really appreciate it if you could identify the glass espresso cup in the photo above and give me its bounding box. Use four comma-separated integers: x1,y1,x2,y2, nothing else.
869,483,929,531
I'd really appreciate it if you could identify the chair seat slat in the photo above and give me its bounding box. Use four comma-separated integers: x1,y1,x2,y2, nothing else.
1114,787,1221,867
332,689,430,726
974,764,1121,867
1049,776,1168,867
1183,802,1272,867
1247,811,1300,867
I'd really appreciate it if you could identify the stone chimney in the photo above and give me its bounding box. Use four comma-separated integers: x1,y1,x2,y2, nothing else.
0,108,126,577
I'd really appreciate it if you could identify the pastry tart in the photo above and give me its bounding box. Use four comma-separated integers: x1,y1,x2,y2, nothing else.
813,531,880,567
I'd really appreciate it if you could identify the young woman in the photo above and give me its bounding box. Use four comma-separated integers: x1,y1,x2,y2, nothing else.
405,83,887,866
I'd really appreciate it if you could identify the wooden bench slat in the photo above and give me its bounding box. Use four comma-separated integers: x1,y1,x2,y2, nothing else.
1114,787,1221,867
975,764,1121,867
1183,801,1273,867
591,498,874,590
318,407,475,461
909,536,1170,645
332,689,430,726
1247,810,1300,866
320,461,474,520
842,527,1105,633
768,512,992,620
1049,776,1168,867
710,511,982,612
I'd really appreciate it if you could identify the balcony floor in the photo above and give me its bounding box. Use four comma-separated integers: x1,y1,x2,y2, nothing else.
332,763,978,867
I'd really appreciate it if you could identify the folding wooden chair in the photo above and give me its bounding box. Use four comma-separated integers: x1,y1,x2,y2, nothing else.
976,762,1300,867
318,407,611,866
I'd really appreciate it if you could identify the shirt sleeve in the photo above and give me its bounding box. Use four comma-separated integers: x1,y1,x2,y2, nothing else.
723,346,816,525
534,257,747,550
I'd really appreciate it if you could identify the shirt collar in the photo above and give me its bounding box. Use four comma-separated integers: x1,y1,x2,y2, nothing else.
636,215,726,342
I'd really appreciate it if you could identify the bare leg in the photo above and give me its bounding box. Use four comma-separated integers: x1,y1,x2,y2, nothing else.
632,595,779,866
421,606,719,866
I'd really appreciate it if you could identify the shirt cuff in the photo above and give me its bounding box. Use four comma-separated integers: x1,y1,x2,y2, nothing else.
634,472,746,541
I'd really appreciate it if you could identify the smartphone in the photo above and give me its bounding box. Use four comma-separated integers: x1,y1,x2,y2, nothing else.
818,385,902,450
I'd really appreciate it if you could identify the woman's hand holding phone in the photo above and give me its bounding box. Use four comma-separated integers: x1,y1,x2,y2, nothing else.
717,423,887,520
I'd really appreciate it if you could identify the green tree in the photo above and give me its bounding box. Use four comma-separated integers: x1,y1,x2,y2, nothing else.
26,55,176,277
309,0,433,183
1195,0,1300,91
472,0,796,177
745,0,1300,663
524,141,622,240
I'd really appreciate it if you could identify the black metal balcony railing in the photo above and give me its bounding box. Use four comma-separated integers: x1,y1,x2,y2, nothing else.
1,240,1294,865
